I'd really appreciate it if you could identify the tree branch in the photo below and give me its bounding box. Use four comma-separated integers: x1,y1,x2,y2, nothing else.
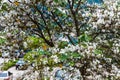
75,0,82,13
67,0,80,36
26,13,54,47
90,30,120,41
35,5,52,42
51,11,75,45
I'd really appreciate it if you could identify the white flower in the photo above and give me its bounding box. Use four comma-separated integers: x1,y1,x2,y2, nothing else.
109,11,114,17
86,76,93,80
95,75,102,79
103,71,109,77
23,42,28,48
60,49,66,53
98,65,102,68
112,64,119,71
58,37,69,42
92,22,97,28
86,69,91,72
25,0,30,3
82,13,86,17
51,55,59,63
97,18,105,24
105,23,109,27
70,33,75,36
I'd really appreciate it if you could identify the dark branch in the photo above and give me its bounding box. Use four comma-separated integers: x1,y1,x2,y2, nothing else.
35,5,52,42
75,0,82,13
67,0,80,36
51,11,75,45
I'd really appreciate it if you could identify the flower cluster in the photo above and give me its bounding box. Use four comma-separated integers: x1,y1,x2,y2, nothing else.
0,0,120,80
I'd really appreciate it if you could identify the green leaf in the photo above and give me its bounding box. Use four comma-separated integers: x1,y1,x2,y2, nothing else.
0,38,6,44
71,52,81,58
78,33,91,42
38,50,45,55
68,23,72,26
69,61,74,66
59,54,68,61
108,41,113,47
1,3,8,11
54,0,58,3
81,42,87,48
54,8,62,15
58,41,68,49
94,49,102,54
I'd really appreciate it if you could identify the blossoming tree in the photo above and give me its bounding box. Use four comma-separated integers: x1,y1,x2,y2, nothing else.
0,0,120,79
